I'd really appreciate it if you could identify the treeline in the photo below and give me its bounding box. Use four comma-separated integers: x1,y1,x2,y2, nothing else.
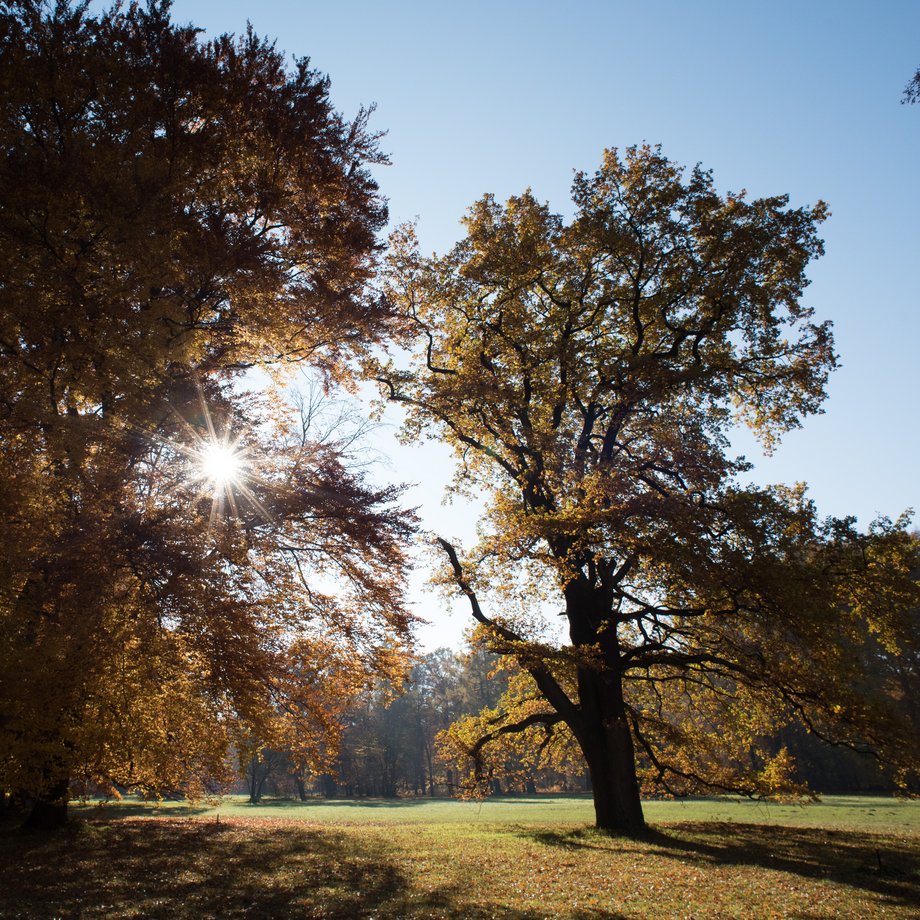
237,647,897,803
235,649,590,802
238,648,580,802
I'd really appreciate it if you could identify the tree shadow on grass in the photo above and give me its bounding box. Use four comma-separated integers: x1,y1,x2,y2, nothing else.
517,821,920,912
71,800,217,819
227,794,582,809
0,817,621,919
239,796,450,809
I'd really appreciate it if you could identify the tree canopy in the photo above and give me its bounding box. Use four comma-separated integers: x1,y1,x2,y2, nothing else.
375,145,920,832
0,0,412,826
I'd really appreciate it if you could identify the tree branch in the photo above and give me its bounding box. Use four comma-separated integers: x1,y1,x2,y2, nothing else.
470,711,564,758
435,537,582,726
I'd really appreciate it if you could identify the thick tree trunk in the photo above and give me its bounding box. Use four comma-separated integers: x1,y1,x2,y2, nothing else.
561,574,645,834
247,754,268,803
580,719,644,833
23,777,69,830
570,628,645,833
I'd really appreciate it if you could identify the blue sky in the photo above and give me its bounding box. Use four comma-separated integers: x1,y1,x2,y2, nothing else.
173,0,920,648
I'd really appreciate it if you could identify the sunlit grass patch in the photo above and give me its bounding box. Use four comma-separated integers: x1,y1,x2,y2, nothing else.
72,792,920,833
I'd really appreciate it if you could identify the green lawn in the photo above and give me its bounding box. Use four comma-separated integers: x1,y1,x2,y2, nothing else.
71,791,920,833
3,795,919,918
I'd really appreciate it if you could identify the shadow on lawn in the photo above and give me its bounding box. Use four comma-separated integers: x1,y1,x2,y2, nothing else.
0,817,624,919
73,800,217,819
74,793,589,817
520,821,920,911
232,796,452,809
244,794,585,809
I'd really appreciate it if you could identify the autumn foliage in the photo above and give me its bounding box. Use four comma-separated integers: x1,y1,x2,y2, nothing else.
0,0,412,825
377,146,920,831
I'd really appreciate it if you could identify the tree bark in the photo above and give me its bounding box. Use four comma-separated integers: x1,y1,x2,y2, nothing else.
247,754,269,803
581,690,644,832
579,718,645,833
562,576,646,834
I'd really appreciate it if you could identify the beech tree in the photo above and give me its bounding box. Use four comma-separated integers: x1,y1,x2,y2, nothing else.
0,0,413,827
375,146,920,832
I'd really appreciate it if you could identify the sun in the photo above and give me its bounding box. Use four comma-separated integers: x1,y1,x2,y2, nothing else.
153,389,272,531
199,441,243,488
187,434,260,529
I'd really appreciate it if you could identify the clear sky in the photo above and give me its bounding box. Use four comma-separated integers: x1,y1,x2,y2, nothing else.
172,0,920,649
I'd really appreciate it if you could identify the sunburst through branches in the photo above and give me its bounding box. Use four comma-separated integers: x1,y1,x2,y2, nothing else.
165,393,273,534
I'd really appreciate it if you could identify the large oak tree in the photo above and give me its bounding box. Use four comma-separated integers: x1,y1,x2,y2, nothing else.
375,146,920,832
0,0,413,827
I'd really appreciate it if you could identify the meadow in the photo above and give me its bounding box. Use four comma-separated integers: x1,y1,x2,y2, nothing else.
1,795,919,918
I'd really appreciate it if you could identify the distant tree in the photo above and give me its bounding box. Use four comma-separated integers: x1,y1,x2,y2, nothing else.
245,749,286,805
335,656,442,798
374,146,920,833
0,0,413,828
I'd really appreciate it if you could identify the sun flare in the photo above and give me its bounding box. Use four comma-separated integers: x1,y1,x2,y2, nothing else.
199,441,243,487
161,395,272,531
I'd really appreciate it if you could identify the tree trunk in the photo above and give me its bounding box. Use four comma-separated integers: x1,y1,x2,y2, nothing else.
424,738,436,796
581,729,644,833
24,777,69,830
574,664,645,833
294,775,308,802
247,754,269,803
564,577,645,834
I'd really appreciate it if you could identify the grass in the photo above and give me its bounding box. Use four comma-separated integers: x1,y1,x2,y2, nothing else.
2,796,919,918
68,792,920,833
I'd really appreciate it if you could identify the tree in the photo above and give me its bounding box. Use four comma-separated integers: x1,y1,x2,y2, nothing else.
0,0,413,827
375,146,920,832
